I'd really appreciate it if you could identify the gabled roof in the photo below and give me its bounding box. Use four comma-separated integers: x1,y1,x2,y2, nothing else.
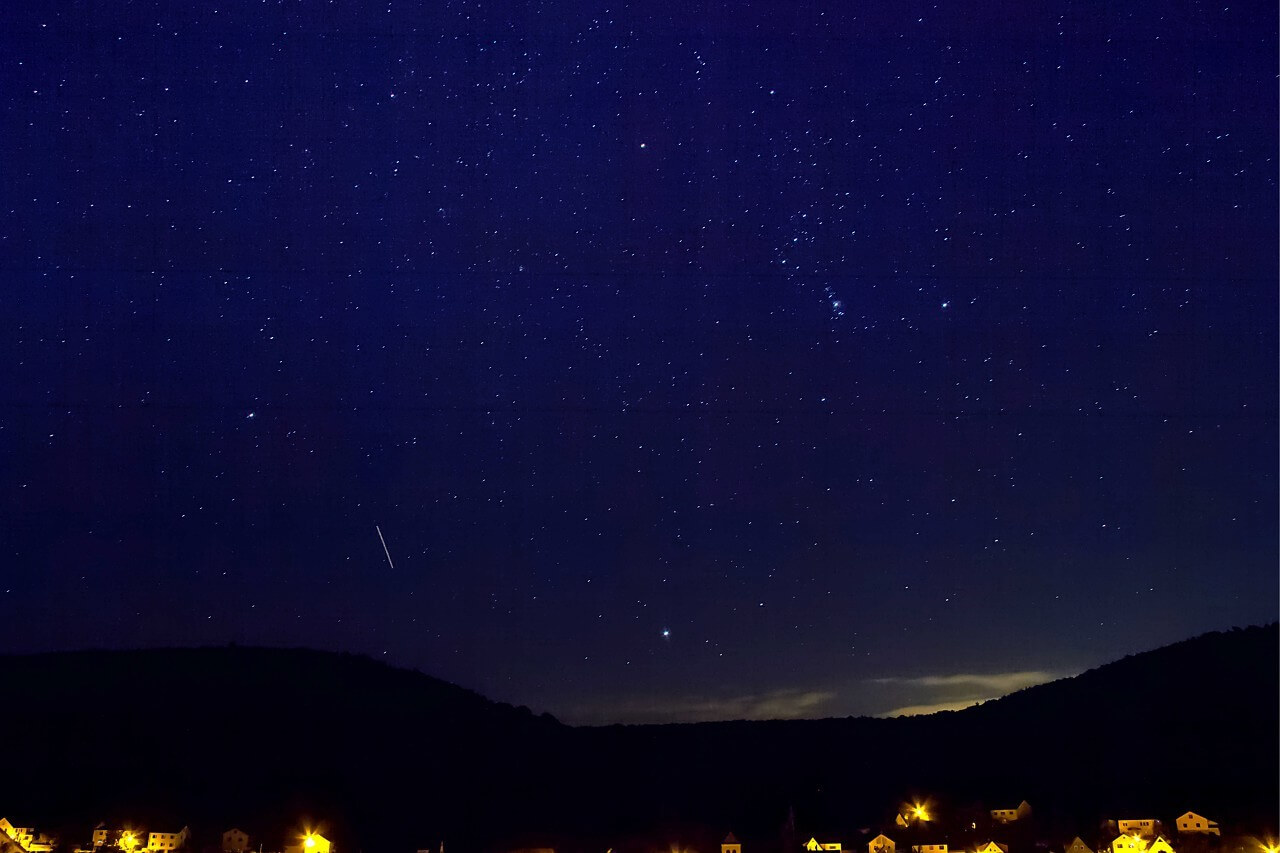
724,836,740,845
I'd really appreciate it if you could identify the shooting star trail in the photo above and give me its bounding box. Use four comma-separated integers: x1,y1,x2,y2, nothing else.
376,525,395,569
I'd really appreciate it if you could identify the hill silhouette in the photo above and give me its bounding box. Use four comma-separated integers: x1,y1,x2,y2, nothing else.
0,626,1274,853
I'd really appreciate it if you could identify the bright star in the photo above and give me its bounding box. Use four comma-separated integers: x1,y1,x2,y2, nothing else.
661,628,670,638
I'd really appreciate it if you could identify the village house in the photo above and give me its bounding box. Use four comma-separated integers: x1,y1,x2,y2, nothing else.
897,805,932,828
1112,835,1175,853
723,834,742,853
806,840,841,852
1174,814,1219,836
1113,837,1144,853
991,803,1032,824
868,836,894,853
911,844,947,853
284,834,331,853
1064,838,1093,853
93,829,145,851
1117,822,1159,839
0,819,54,853
975,843,1009,853
222,831,250,853
146,829,189,853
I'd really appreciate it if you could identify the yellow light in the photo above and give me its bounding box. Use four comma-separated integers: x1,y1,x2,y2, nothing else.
913,805,930,822
304,839,316,850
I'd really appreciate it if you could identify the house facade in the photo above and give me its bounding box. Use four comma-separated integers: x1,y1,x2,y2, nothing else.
1174,814,1219,836
284,834,331,853
723,834,742,853
806,840,841,852
868,836,895,853
0,820,52,853
222,831,250,853
94,830,144,851
146,829,189,852
1117,822,1158,839
1113,836,1146,853
991,802,1032,824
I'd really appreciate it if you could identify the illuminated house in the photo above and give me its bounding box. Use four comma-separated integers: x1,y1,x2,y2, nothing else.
1117,822,1158,839
975,844,1009,853
93,829,144,851
723,834,742,853
25,834,54,853
806,841,841,852
284,834,332,853
1,820,29,847
869,836,895,853
1174,814,1219,836
147,829,190,852
911,844,947,853
0,820,53,853
1146,838,1174,853
222,831,250,853
1113,837,1142,853
1065,838,1094,853
1,821,34,851
990,803,1032,824
897,805,932,829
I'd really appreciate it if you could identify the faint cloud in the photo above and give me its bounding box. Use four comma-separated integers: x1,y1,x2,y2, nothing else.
880,698,987,717
568,688,839,725
871,670,1057,693
868,669,1061,718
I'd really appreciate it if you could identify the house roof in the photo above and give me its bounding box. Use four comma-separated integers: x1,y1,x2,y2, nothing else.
724,835,740,845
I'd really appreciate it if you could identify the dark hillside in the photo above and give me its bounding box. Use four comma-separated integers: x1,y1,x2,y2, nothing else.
1,627,1274,853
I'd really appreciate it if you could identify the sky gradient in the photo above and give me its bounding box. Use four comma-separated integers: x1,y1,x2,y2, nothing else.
2,0,1276,724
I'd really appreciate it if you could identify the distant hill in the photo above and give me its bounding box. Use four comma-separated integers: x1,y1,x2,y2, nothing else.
0,626,1274,853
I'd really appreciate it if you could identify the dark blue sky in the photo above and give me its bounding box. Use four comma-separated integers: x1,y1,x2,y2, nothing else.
2,0,1275,723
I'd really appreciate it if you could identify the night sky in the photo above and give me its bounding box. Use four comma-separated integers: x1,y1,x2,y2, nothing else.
2,0,1276,725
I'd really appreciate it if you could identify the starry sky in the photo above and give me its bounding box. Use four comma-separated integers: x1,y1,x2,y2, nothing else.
2,0,1276,725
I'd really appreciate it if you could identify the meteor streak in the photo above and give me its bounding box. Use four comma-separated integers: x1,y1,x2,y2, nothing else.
376,525,395,569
